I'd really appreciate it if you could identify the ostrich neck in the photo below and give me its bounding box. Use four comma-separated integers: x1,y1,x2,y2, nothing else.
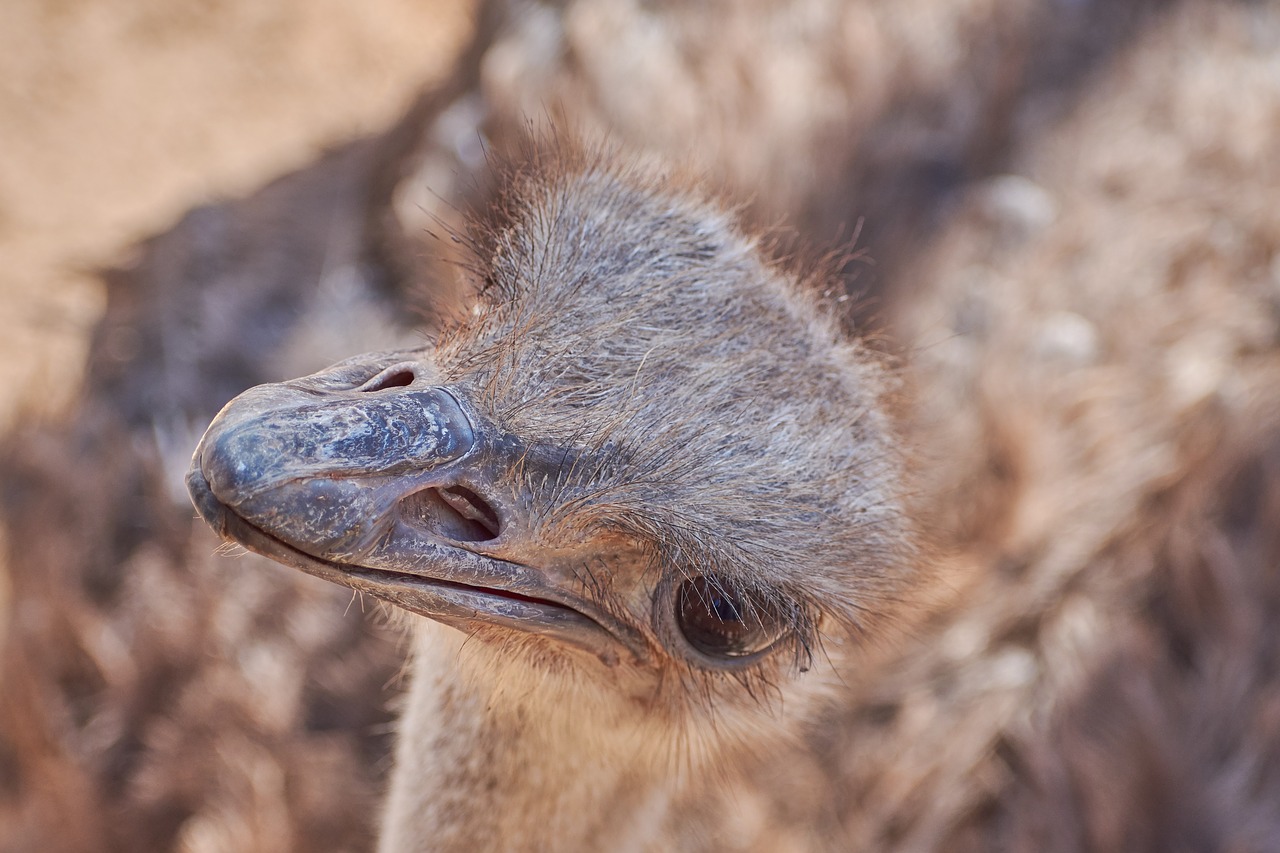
378,622,678,852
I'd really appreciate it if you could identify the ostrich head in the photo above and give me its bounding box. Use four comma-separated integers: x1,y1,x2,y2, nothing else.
187,148,918,848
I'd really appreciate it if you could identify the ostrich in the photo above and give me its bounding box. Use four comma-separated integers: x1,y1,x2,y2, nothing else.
186,122,1280,852
187,149,923,850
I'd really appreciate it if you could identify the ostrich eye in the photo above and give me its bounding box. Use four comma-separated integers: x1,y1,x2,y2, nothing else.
675,576,785,659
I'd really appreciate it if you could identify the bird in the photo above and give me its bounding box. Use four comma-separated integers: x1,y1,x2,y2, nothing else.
187,146,929,851
185,104,1280,851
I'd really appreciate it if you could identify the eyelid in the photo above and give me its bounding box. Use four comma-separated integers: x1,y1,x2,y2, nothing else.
651,573,794,671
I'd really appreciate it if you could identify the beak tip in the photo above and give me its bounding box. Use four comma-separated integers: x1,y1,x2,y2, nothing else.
186,460,227,536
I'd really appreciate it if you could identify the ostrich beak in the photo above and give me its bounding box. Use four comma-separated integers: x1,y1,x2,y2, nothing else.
186,351,647,667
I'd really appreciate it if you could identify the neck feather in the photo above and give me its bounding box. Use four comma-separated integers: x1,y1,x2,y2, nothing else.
379,623,686,852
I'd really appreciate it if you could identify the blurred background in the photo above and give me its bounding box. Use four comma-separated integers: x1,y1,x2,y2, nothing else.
0,0,471,436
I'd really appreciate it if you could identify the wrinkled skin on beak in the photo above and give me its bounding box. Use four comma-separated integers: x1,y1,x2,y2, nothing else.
187,349,650,668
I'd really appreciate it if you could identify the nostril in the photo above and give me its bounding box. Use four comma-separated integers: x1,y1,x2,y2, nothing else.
438,486,500,537
357,366,417,393
401,486,500,543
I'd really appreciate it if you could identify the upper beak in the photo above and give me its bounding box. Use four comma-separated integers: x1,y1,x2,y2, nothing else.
186,350,648,667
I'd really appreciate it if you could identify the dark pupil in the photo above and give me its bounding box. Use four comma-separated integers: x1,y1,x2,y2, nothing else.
676,576,775,658
710,593,742,622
